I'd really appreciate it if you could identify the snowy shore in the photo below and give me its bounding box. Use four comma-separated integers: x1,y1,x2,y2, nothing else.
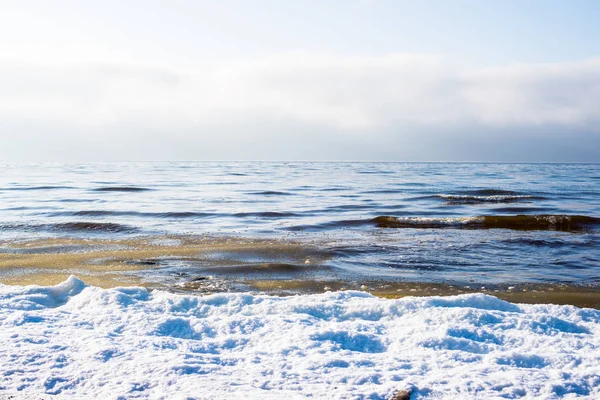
1,276,599,399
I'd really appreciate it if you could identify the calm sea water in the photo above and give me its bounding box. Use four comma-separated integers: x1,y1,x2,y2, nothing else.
1,162,599,286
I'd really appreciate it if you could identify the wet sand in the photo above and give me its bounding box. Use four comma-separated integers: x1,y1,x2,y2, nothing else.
249,279,600,309
0,236,330,288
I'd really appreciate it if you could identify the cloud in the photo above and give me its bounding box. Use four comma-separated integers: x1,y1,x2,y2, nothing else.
0,53,599,160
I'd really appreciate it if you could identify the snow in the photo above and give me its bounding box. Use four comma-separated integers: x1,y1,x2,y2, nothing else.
0,276,599,399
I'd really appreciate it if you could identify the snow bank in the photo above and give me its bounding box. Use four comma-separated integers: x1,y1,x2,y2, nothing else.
0,277,599,399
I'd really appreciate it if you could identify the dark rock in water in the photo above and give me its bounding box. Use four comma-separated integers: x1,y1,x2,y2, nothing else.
390,388,412,400
191,276,211,282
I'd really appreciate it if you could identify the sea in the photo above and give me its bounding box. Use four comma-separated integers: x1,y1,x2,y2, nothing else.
1,162,599,288
0,162,599,399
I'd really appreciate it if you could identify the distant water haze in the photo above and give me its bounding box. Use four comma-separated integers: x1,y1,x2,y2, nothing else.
1,1,600,162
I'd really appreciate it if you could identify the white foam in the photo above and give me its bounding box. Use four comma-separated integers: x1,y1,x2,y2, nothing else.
391,216,484,225
1,277,599,399
437,194,534,202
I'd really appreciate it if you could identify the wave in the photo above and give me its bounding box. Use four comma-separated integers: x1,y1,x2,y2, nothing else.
363,189,405,195
0,221,139,233
459,189,521,196
285,219,370,231
48,210,220,219
500,238,570,248
325,204,379,211
0,185,74,191
246,191,295,196
58,198,105,203
373,216,484,228
233,211,299,218
49,210,302,219
492,206,556,213
93,186,152,192
422,194,545,204
373,215,600,231
50,222,138,233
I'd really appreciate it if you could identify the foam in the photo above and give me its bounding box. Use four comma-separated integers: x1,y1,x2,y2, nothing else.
1,277,599,399
434,194,541,204
373,214,600,231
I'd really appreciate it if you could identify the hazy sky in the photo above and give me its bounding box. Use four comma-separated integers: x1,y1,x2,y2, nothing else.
1,0,599,162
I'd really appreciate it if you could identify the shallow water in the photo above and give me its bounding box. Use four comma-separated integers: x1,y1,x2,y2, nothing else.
0,162,598,293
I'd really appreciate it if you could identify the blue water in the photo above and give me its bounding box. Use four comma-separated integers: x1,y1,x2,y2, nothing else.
1,162,599,286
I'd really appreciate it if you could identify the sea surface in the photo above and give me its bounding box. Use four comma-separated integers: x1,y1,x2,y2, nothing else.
0,162,599,288
1,162,600,399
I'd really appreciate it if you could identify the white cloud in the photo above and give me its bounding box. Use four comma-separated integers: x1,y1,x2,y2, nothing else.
2,54,600,129
0,53,599,160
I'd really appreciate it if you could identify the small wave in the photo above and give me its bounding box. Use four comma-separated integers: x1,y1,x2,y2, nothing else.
0,221,135,233
395,182,429,187
247,191,295,196
373,216,484,229
459,189,521,196
330,245,387,257
0,185,74,191
482,215,599,231
357,170,394,175
321,187,351,192
501,238,567,248
285,219,371,231
431,194,544,204
93,186,152,192
325,204,379,211
233,212,299,218
493,206,556,213
157,212,218,219
58,198,104,203
50,222,138,233
0,223,28,231
373,215,600,231
363,189,404,195
206,181,242,185
49,210,218,219
67,210,126,217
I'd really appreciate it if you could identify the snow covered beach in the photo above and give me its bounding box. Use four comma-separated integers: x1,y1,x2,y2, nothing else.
1,276,599,399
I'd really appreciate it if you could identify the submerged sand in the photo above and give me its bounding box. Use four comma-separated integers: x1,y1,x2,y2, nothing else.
1,236,599,309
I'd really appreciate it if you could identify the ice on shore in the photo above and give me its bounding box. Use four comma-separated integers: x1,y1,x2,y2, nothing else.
1,276,599,399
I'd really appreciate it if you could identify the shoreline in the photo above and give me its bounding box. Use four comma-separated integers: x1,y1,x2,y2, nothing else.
1,235,599,309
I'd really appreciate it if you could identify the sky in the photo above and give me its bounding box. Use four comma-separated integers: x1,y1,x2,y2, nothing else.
1,0,599,162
